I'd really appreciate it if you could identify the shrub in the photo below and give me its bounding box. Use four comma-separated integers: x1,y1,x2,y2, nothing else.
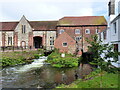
46,52,78,68
2,57,25,67
34,54,40,59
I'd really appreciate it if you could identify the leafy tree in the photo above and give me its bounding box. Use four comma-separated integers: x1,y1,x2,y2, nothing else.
86,35,120,88
86,35,120,73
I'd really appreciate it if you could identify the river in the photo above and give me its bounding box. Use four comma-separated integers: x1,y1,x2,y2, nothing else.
1,56,92,89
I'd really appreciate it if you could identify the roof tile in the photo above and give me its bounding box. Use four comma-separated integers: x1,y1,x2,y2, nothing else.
58,16,107,26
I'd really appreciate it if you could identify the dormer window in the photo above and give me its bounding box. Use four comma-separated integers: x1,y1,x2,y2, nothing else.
22,25,26,34
59,29,64,34
75,29,80,34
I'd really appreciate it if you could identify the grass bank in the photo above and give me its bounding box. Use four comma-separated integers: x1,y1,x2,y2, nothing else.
45,51,79,68
1,49,44,67
56,69,119,88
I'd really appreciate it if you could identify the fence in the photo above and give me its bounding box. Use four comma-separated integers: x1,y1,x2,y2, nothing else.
0,46,39,52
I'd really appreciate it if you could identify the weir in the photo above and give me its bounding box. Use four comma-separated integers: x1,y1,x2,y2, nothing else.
17,56,47,72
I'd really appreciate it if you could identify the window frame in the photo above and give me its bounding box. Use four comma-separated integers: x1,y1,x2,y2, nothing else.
22,25,26,34
85,29,90,34
113,22,117,33
75,36,82,42
8,37,12,46
75,29,80,34
50,37,54,45
62,42,67,47
59,29,64,34
96,29,99,34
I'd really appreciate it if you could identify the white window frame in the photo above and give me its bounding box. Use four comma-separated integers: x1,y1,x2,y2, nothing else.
62,42,67,47
75,29,80,34
59,29,64,34
85,29,90,34
75,36,82,42
50,37,54,45
96,29,99,34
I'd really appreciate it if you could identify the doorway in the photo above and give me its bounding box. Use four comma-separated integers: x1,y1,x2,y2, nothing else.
33,36,42,48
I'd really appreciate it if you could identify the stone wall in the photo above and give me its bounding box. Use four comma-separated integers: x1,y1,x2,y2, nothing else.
14,16,32,48
46,31,56,50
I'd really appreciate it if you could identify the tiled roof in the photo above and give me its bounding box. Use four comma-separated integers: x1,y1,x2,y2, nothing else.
0,16,107,31
0,22,18,31
30,21,58,30
0,21,58,31
58,16,107,26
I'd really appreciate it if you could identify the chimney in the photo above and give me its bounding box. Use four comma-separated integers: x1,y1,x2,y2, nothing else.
108,0,115,21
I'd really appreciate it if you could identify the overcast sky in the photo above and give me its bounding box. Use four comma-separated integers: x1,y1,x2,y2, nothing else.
0,0,119,21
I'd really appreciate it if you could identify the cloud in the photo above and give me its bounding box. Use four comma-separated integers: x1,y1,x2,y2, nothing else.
75,8,93,16
1,0,119,21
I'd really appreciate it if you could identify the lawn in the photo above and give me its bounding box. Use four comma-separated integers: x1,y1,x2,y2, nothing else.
56,69,119,88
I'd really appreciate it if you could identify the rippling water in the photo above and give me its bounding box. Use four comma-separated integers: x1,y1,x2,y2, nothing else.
1,56,92,89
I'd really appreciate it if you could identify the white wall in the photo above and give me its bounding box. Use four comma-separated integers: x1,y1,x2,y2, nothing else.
118,1,120,14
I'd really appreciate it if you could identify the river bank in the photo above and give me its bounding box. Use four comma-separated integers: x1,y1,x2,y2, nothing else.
1,50,44,67
56,69,119,88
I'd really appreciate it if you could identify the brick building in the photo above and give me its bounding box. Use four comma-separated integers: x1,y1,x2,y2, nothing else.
56,16,107,54
0,15,107,54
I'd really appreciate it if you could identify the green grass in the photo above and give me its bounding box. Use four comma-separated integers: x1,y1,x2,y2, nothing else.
45,52,79,68
1,50,42,67
56,70,119,88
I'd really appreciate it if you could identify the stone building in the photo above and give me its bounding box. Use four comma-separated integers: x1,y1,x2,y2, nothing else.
0,15,107,54
0,16,57,50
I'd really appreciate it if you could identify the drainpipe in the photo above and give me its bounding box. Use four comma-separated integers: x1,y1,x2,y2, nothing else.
81,26,84,53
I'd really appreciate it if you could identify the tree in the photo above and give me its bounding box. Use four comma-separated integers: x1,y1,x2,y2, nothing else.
86,35,120,88
86,35,119,73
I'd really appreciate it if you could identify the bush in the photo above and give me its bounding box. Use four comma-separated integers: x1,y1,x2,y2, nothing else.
46,52,78,68
2,57,25,67
34,54,40,59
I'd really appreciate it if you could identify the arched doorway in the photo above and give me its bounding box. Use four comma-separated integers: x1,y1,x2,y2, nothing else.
33,36,42,48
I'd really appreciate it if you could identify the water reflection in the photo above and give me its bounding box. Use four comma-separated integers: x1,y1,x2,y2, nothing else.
2,64,92,88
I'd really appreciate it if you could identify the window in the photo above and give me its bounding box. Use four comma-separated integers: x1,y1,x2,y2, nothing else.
59,29,64,34
85,29,90,34
22,25,26,34
114,44,118,52
62,42,67,47
8,37,12,46
103,31,106,40
75,29,80,34
50,37,54,45
113,22,116,33
75,36,82,42
96,29,99,34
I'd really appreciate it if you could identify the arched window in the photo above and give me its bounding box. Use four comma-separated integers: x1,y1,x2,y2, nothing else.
59,29,64,34
21,41,26,48
75,29,80,34
85,29,90,34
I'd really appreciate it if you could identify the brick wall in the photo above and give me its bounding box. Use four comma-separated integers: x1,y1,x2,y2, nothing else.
57,25,107,52
54,32,76,54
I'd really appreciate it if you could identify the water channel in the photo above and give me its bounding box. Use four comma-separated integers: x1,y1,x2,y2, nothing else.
1,56,92,89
